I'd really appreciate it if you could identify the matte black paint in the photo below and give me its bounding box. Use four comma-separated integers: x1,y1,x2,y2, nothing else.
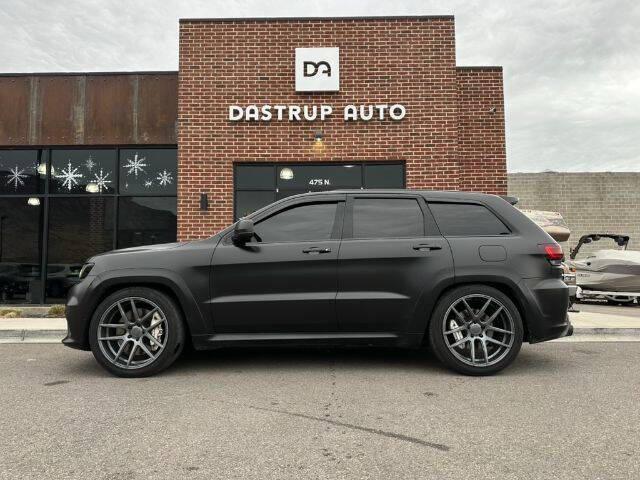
64,190,572,352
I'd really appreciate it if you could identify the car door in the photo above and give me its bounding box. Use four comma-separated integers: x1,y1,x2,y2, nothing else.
210,195,345,333
337,194,454,333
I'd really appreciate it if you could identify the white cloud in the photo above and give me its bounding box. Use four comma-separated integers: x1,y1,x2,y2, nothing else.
0,0,638,172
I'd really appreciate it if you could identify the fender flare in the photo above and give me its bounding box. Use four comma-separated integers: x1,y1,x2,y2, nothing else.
412,274,530,340
88,268,208,336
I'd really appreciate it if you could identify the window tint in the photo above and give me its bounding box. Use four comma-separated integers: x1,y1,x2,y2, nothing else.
236,191,276,219
0,198,44,302
429,203,510,236
119,149,177,195
254,202,338,243
353,198,423,239
47,197,115,303
363,164,404,188
0,150,42,195
117,197,177,249
50,149,116,194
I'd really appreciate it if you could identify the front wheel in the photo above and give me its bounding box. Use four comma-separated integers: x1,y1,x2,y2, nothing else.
89,287,185,377
428,285,524,376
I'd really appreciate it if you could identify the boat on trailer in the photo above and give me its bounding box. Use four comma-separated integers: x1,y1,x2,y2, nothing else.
568,234,640,304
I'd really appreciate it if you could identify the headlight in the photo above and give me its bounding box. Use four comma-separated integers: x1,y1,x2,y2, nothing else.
78,263,95,279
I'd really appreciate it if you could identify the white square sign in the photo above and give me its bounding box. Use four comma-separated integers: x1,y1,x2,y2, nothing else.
295,47,340,92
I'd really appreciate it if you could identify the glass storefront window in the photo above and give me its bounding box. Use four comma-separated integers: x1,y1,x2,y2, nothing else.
235,165,275,190
276,164,362,190
46,197,115,303
364,164,405,189
119,149,177,195
236,191,276,219
0,198,44,303
50,149,116,194
117,197,177,249
0,150,42,195
0,147,178,304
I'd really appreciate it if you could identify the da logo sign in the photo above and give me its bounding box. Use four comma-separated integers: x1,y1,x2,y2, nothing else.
295,47,339,92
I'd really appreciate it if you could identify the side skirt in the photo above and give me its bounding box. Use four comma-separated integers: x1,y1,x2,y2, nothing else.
191,332,424,350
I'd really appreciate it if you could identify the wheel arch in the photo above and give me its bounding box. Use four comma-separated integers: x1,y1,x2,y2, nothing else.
419,278,530,346
83,270,206,348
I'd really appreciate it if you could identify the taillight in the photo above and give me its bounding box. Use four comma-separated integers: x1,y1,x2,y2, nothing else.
539,243,564,261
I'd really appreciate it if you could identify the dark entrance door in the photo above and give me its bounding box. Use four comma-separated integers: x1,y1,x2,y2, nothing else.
234,162,405,220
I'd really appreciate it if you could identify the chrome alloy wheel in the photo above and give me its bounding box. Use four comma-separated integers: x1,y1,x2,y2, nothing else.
442,294,515,367
97,297,168,370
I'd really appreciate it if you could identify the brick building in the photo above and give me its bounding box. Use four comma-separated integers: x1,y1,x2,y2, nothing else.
0,15,506,303
177,16,506,240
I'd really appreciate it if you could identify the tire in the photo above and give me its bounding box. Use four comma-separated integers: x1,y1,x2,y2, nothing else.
428,285,524,376
89,287,185,378
606,296,634,306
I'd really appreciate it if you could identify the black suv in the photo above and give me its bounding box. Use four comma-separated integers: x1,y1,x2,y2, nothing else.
64,190,572,377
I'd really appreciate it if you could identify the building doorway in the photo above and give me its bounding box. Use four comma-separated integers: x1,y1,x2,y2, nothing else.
234,162,405,219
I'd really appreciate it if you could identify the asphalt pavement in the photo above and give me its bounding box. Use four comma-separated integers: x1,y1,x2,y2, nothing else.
576,301,640,318
0,342,638,479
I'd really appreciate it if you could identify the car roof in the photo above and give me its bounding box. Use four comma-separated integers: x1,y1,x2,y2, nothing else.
289,189,505,202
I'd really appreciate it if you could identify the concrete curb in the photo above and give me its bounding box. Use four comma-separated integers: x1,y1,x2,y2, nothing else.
0,330,66,343
1,327,640,344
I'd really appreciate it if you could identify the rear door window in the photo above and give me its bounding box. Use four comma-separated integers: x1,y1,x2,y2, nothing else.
353,198,424,239
429,202,510,236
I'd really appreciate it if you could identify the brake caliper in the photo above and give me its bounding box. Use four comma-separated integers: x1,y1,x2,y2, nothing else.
149,311,164,351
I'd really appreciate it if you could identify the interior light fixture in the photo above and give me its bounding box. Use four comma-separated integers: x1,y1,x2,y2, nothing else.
279,168,294,180
86,183,99,193
27,197,41,206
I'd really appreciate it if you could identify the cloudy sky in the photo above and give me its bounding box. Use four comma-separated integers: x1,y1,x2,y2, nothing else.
1,0,638,172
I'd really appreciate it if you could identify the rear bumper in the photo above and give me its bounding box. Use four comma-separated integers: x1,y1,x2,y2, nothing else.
519,277,573,343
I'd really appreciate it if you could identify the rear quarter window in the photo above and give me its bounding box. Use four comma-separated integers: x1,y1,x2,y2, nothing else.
429,202,510,236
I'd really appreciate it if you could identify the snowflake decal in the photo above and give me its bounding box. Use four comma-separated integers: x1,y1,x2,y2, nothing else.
124,153,147,177
156,170,173,187
144,180,153,188
92,168,112,193
56,161,83,191
5,165,28,190
85,155,96,172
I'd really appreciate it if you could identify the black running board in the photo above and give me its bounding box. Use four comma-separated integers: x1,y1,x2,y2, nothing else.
191,332,423,350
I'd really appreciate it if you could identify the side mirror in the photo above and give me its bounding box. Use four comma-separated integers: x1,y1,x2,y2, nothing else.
232,218,255,245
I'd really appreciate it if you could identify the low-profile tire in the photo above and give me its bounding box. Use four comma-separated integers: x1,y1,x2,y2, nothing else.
89,287,185,378
428,285,524,376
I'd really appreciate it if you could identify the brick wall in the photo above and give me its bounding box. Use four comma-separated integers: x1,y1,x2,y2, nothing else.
508,172,640,254
178,17,506,240
457,67,506,194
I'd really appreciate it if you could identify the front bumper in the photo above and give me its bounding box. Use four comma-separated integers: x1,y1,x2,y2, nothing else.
62,277,94,351
519,277,573,343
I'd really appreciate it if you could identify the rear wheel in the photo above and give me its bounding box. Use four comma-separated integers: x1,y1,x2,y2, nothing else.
428,285,524,375
89,287,185,377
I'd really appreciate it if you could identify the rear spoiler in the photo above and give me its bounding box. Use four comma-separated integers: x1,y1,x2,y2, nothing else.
501,196,519,205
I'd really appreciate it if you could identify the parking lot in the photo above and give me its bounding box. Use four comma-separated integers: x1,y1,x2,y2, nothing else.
0,342,638,480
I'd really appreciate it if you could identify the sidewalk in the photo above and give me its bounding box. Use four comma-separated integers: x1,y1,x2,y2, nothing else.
0,311,638,343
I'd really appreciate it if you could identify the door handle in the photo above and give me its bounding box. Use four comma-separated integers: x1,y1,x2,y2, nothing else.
412,244,442,251
302,247,332,254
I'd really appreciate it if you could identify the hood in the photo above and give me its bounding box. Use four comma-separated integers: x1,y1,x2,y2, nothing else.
90,242,187,260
